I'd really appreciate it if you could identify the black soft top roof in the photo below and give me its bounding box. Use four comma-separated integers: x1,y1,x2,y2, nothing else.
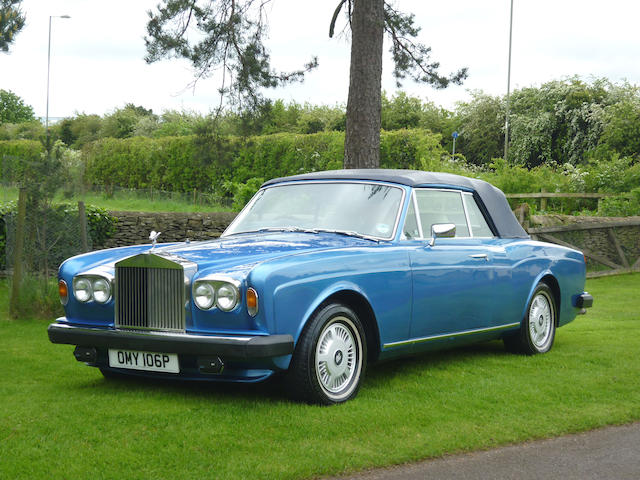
263,169,529,239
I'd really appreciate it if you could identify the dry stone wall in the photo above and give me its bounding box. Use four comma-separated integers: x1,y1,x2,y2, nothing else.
96,211,238,249
96,212,639,271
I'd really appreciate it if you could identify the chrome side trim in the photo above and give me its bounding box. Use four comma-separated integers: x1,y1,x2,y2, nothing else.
412,191,424,239
383,322,521,349
461,192,474,238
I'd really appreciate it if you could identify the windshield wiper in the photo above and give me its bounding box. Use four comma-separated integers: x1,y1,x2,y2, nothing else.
226,227,381,241
228,226,319,235
313,229,381,242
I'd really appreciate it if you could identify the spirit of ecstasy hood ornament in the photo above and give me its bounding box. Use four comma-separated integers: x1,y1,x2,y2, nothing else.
149,230,161,249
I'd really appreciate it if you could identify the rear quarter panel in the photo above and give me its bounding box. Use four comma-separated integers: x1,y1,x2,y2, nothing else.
505,240,586,327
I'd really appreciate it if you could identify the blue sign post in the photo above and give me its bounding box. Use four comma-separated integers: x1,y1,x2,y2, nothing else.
452,131,458,157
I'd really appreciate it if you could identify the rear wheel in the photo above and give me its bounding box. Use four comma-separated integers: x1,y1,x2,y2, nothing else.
504,282,556,355
287,303,366,405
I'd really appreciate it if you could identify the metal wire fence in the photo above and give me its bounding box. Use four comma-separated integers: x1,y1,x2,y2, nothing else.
3,201,89,276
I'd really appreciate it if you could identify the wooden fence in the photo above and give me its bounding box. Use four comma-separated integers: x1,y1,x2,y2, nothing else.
506,192,611,211
507,191,640,278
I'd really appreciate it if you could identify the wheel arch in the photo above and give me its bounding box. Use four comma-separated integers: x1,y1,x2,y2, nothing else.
519,271,561,327
539,274,561,326
311,290,381,364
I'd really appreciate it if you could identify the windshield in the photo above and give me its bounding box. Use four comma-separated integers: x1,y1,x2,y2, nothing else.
223,182,404,240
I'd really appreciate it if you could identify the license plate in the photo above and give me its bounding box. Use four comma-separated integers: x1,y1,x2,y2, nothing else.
108,349,179,373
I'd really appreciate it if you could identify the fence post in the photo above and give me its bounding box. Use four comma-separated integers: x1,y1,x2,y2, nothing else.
9,187,27,318
540,188,547,211
78,200,89,252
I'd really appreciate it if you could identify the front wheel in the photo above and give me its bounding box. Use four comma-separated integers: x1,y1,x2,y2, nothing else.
287,303,367,405
504,282,556,355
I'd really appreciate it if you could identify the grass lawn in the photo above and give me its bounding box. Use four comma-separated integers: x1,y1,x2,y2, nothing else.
1,274,639,479
0,184,233,213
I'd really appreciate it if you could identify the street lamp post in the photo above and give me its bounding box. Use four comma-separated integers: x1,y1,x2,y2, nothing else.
45,14,71,150
504,0,514,163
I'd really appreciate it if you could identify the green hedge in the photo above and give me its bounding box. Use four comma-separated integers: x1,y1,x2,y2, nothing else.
82,129,446,194
0,140,44,182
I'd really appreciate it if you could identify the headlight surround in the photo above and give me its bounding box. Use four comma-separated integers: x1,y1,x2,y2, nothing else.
92,278,111,304
194,282,216,310
192,278,240,312
72,275,112,304
216,284,239,311
73,277,93,303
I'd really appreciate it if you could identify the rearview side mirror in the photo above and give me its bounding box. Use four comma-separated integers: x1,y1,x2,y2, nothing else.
429,223,456,247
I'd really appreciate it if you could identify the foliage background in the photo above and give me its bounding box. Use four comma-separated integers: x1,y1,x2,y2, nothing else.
2,77,640,216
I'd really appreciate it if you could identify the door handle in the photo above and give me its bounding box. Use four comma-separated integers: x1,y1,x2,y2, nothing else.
469,253,489,261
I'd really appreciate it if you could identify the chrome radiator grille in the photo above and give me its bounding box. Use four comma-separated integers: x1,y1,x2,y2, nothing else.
115,260,185,333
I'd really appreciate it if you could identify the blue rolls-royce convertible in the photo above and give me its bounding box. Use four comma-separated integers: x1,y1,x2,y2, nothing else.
49,169,593,404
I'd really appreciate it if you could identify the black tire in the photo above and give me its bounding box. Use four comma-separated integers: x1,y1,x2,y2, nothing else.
504,282,557,355
286,303,367,405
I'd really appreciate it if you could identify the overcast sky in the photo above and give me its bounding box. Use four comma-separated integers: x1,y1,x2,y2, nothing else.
2,0,640,119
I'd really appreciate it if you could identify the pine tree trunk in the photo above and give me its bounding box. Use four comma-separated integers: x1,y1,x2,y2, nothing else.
344,0,384,169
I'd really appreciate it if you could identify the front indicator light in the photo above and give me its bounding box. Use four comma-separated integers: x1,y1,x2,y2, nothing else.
246,288,258,317
58,280,68,306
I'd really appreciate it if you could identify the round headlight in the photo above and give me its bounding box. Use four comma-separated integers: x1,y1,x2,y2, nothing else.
73,277,92,303
216,283,239,311
92,278,111,303
194,283,216,310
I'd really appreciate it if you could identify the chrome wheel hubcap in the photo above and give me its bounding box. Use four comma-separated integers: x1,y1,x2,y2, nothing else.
529,293,553,350
315,316,362,399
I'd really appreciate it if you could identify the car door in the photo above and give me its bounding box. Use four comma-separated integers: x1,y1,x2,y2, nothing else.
405,188,512,342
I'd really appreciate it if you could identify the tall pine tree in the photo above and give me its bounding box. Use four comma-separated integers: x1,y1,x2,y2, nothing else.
145,0,466,168
0,0,25,53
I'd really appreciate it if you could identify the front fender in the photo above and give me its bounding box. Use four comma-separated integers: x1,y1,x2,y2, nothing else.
254,248,412,348
292,281,374,342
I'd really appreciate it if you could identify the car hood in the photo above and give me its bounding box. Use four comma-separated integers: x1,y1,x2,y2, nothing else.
160,232,375,271
62,232,376,276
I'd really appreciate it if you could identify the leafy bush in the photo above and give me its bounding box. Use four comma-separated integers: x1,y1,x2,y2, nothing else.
54,114,103,149
223,177,264,211
598,187,640,216
0,89,35,124
7,274,63,319
100,104,156,139
0,139,44,182
85,204,118,246
583,155,640,193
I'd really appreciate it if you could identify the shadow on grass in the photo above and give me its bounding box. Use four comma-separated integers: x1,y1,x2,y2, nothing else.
68,340,512,405
365,340,512,386
84,370,292,404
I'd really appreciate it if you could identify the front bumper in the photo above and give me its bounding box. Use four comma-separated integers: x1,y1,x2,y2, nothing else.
576,292,593,309
48,321,294,360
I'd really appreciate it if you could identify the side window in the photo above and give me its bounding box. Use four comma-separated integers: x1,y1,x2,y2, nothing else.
463,194,494,237
402,198,420,239
414,190,470,238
